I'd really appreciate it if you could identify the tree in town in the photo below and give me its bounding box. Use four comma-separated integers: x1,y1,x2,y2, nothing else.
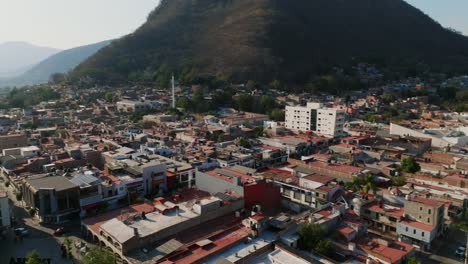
400,157,421,173
237,137,252,149
64,237,73,258
407,256,421,264
104,92,115,103
269,108,285,121
25,250,43,264
344,174,376,193
315,239,333,256
80,246,116,264
235,94,255,112
392,175,407,187
298,223,325,251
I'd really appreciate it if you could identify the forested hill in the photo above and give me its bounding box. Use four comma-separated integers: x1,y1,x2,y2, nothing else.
72,0,468,85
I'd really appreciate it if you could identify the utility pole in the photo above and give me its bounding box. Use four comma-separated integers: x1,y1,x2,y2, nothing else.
465,230,468,264
171,74,176,109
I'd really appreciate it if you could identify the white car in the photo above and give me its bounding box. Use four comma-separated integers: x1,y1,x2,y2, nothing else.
456,246,466,258
14,227,29,236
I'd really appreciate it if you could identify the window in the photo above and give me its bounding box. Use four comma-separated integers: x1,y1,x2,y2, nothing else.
293,191,301,200
420,207,423,211
422,232,425,237
428,209,431,214
427,218,430,223
413,229,416,234
305,195,312,203
406,227,408,232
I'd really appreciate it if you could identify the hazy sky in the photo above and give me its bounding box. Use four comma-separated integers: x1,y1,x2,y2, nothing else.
0,0,466,50
0,0,159,49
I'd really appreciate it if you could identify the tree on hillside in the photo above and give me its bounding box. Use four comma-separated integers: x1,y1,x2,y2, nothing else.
269,79,282,90
400,157,421,173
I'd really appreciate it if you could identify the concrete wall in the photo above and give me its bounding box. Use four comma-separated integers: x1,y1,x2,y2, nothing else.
404,200,443,228
397,222,435,244
390,123,447,148
0,196,11,227
195,170,244,196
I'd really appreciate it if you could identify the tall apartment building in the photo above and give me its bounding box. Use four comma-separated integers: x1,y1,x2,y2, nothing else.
285,103,345,137
397,196,445,250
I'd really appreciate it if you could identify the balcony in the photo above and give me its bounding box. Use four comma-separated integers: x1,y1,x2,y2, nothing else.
79,194,103,207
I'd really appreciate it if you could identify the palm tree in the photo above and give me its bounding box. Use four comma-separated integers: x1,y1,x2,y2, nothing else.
345,174,377,194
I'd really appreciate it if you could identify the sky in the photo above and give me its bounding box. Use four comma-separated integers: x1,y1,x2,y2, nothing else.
0,0,160,49
0,0,466,50
405,0,468,34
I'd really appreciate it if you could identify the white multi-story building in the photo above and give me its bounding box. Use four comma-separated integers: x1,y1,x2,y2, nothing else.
0,191,11,228
285,102,345,137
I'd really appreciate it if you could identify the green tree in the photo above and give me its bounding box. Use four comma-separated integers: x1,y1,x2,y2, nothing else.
217,134,226,142
269,79,282,90
407,256,421,264
104,92,115,103
259,95,276,113
298,223,325,250
344,174,376,193
237,138,251,148
80,247,116,264
176,97,191,109
236,94,255,112
246,80,259,91
49,72,67,84
64,237,73,258
400,157,421,173
315,239,333,256
381,93,396,104
25,250,43,264
269,108,285,121
253,127,264,138
392,175,407,187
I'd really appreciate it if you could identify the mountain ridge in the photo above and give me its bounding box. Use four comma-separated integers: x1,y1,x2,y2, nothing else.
0,42,61,78
72,0,468,84
0,40,111,88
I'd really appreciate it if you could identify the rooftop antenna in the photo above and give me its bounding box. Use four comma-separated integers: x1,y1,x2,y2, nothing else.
171,74,176,109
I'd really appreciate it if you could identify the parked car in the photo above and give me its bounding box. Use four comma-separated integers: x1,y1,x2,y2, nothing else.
456,246,466,258
14,227,29,236
53,227,66,236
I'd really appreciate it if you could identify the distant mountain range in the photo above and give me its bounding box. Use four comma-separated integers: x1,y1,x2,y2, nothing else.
0,40,111,88
72,0,468,84
0,41,60,78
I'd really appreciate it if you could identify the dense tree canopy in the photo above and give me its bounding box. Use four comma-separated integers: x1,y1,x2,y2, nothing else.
400,157,421,174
